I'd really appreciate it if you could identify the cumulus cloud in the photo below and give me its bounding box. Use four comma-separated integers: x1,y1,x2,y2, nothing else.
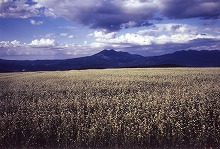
92,29,117,39
90,23,220,51
30,19,43,25
0,40,22,47
29,38,58,47
0,39,96,60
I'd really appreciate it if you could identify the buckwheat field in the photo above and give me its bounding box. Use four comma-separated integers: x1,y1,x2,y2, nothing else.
0,68,219,148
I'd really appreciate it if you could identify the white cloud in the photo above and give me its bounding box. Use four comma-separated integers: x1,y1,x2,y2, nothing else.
122,0,159,15
29,38,57,47
92,33,154,48
43,7,57,17
87,23,217,49
58,33,74,38
59,26,76,30
1,27,220,60
0,39,98,60
92,29,117,39
45,33,56,38
68,35,74,38
30,19,44,25
43,33,74,39
59,33,68,37
0,40,22,47
121,21,138,28
0,0,41,18
138,24,198,36
91,23,220,48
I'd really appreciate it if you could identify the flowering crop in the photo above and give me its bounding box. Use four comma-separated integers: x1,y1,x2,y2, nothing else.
0,68,219,148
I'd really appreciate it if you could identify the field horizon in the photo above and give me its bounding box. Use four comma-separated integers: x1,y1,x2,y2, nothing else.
0,68,219,148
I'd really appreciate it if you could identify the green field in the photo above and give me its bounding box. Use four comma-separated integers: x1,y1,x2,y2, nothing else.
0,68,219,148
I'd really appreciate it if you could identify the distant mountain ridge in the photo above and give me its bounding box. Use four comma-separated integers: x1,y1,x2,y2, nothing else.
0,49,220,72
145,50,220,67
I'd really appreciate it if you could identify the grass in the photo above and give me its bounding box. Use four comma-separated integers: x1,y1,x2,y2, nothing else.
0,68,219,148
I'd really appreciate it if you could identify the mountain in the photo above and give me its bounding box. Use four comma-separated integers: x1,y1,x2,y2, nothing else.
145,50,220,67
0,49,219,72
84,49,147,68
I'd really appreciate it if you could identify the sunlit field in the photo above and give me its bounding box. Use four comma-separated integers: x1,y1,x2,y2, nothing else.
0,68,219,148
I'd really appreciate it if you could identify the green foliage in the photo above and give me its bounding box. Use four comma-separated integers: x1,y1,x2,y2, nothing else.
0,68,219,148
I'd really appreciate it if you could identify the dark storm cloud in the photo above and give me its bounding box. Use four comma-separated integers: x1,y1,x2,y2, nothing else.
68,1,155,31
2,0,220,31
32,0,157,31
160,0,220,19
69,3,122,31
34,0,220,31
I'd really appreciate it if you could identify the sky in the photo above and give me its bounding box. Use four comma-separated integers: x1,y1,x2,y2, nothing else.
0,0,220,60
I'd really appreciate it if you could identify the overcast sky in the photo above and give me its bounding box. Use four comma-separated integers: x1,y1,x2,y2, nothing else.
0,0,220,60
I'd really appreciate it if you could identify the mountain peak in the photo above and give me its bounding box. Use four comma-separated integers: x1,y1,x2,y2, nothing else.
97,49,118,55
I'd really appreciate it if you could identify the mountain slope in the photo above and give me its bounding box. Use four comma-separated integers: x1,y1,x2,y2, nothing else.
58,49,148,69
0,49,219,72
146,50,220,67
